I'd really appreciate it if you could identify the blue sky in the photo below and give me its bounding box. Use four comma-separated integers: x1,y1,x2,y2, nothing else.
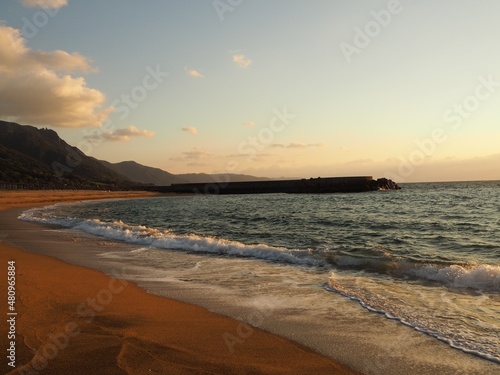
1,0,499,182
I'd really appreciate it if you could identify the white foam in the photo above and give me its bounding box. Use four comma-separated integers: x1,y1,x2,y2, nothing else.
325,278,500,364
409,264,500,292
333,253,500,292
130,247,150,254
19,210,325,267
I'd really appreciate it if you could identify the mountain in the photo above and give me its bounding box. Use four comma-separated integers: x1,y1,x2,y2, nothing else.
100,160,184,186
99,160,268,186
0,143,56,184
0,121,132,187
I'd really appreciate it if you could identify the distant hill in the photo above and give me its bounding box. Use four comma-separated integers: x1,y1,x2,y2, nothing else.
176,172,268,184
99,160,269,186
100,160,184,186
0,121,132,187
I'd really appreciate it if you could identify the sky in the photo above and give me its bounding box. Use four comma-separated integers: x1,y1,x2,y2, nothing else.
0,0,499,182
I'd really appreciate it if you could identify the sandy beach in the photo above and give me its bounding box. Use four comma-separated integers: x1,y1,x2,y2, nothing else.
0,190,358,375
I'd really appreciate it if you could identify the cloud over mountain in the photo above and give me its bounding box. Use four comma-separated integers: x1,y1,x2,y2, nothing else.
84,126,155,142
170,148,212,162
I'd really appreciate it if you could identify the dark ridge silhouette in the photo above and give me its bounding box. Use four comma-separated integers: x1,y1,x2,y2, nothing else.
0,121,133,187
99,160,270,186
99,160,184,186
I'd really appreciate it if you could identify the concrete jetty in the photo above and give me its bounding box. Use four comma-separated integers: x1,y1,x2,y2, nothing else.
149,176,400,195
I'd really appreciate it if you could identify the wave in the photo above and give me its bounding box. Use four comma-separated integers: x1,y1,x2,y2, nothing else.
328,254,500,292
408,263,500,291
19,208,325,267
19,206,500,292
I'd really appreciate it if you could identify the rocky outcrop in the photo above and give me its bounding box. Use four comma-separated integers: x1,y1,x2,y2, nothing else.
374,178,401,191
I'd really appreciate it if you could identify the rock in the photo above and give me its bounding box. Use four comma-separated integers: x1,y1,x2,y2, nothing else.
376,178,401,190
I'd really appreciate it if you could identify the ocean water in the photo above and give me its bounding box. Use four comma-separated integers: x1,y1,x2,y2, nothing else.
19,181,500,365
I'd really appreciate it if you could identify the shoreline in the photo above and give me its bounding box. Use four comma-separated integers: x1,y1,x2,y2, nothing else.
0,190,358,375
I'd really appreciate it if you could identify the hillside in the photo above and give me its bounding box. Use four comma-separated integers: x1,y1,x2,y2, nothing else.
0,144,56,184
0,121,132,187
100,160,184,186
100,160,268,186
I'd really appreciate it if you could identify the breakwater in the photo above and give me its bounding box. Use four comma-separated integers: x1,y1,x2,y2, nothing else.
149,176,400,195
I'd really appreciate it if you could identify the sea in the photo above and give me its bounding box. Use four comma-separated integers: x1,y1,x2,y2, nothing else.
19,181,500,368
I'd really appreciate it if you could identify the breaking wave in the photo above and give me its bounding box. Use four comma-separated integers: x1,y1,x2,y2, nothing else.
19,207,325,267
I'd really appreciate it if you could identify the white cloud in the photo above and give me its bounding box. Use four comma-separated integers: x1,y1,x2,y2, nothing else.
232,53,252,68
84,125,154,142
20,0,67,9
0,24,111,127
170,148,213,161
241,120,255,127
185,67,204,78
182,126,198,135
